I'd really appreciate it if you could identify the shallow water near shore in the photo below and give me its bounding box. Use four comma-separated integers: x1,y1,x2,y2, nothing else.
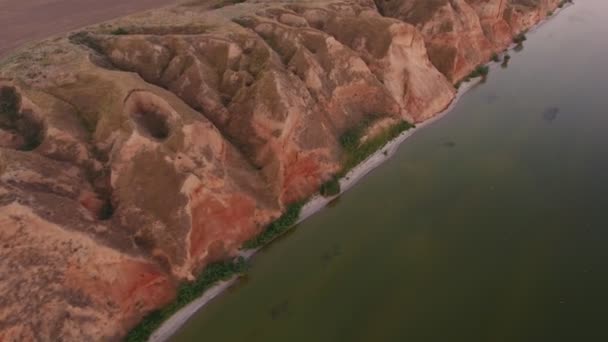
172,2,608,341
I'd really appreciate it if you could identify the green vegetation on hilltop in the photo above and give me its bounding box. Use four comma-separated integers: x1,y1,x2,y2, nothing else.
0,87,43,151
69,32,104,53
211,0,246,9
110,27,129,35
0,87,19,121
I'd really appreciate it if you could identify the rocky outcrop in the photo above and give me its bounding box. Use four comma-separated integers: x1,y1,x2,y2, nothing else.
374,0,493,81
374,0,560,81
283,3,455,121
0,0,564,340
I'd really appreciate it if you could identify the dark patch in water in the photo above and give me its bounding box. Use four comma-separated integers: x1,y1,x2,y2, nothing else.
268,226,298,245
269,300,289,320
327,196,341,208
321,243,342,264
542,106,560,122
442,141,456,148
568,14,585,23
485,93,499,104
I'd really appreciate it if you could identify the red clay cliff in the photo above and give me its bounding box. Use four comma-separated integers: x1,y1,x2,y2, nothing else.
0,0,564,340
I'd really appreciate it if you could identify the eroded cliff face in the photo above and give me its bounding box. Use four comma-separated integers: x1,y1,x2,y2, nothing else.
374,0,560,81
0,0,563,340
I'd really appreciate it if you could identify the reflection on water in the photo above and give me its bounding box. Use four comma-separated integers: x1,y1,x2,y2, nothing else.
172,2,608,342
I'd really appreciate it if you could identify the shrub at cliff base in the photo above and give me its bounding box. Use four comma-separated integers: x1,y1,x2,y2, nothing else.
126,201,305,341
125,257,248,342
468,65,490,79
339,116,376,151
242,201,304,249
125,119,415,340
502,54,511,68
513,33,527,45
339,120,414,176
320,176,341,197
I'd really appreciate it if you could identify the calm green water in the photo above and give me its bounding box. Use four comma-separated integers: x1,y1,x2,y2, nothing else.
173,2,608,341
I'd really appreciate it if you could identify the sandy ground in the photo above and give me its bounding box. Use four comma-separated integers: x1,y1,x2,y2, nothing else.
0,0,176,58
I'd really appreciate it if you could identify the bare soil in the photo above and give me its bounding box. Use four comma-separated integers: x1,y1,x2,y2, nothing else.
0,0,175,58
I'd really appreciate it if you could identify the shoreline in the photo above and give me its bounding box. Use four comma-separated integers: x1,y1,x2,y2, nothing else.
147,4,572,342
147,70,481,342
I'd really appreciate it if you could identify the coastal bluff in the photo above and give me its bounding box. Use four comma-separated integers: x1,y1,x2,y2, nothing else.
0,0,564,340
